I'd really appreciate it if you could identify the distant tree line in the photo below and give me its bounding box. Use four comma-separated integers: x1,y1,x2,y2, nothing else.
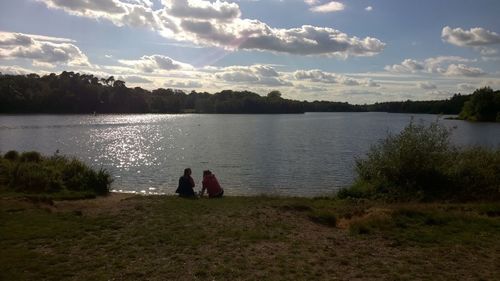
364,94,470,115
0,72,498,119
0,72,303,114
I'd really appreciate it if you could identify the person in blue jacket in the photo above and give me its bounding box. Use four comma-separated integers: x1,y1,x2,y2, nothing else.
176,168,196,198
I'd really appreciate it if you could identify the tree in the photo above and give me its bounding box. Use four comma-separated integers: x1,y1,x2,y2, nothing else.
113,80,126,88
267,90,282,99
459,87,500,122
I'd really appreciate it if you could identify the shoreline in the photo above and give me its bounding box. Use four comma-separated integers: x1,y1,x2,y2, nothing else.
0,111,460,116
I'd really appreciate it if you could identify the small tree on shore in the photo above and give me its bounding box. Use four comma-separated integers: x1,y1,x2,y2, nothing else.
341,120,500,201
355,121,453,200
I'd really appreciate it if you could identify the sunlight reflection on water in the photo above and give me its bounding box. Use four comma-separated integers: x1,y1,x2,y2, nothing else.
0,113,499,196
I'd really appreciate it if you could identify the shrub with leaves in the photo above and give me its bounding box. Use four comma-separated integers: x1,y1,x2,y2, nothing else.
1,151,112,196
341,121,500,201
4,150,19,161
447,147,500,201
354,121,453,200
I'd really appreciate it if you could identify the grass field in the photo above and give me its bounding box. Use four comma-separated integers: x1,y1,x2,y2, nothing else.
1,194,500,280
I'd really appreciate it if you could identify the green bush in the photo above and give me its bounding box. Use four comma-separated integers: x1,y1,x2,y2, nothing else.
0,151,112,196
337,181,376,199
10,162,64,193
342,121,500,202
20,151,42,162
447,148,500,201
4,150,19,161
354,121,453,200
0,158,12,186
60,158,89,191
91,168,113,195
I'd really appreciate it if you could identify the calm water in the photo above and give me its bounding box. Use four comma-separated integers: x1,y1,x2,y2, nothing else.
1,113,499,196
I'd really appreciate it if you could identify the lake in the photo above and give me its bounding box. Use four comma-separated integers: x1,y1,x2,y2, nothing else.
1,113,499,196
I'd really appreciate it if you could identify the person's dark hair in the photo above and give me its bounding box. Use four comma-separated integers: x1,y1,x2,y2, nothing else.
203,170,212,177
184,168,191,176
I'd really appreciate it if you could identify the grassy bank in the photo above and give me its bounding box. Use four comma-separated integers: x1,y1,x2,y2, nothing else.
1,195,500,280
0,150,112,199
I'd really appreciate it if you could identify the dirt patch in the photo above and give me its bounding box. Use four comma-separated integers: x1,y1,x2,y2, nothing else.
337,207,392,229
52,192,138,215
278,204,313,212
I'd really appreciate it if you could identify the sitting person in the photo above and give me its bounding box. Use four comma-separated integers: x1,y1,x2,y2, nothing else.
200,170,224,198
176,168,196,198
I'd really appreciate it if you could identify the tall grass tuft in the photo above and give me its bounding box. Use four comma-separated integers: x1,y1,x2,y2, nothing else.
1,151,112,196
338,121,500,202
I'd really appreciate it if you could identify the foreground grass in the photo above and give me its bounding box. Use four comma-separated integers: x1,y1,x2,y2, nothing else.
1,195,500,280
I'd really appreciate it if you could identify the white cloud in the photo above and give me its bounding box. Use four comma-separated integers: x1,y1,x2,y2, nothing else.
425,90,452,99
479,47,499,56
304,0,320,5
293,69,377,87
240,24,384,57
443,64,485,77
384,59,425,73
295,84,328,92
424,56,472,72
482,56,500,62
457,83,476,92
43,0,127,14
118,54,193,72
0,31,90,67
164,79,202,88
164,0,241,20
478,47,500,61
365,6,373,11
442,26,500,61
0,65,37,75
215,65,291,86
294,69,337,83
310,1,345,13
385,56,483,77
119,75,153,83
417,81,437,90
365,79,380,87
337,76,360,86
38,0,162,29
38,0,385,57
442,26,500,47
32,61,57,68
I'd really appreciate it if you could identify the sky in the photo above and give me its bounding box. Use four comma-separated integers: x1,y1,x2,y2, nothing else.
0,0,500,104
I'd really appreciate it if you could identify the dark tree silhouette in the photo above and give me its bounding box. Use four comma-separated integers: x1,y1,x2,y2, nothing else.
459,87,500,122
0,71,496,118
267,90,282,99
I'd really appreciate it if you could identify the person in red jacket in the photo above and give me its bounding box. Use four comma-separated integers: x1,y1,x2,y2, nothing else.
201,170,224,198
